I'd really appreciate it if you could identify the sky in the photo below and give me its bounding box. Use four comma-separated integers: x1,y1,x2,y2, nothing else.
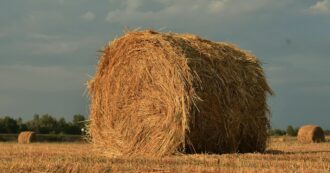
0,0,329,129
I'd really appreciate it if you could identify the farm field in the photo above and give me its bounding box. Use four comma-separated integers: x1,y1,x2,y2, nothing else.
0,137,329,173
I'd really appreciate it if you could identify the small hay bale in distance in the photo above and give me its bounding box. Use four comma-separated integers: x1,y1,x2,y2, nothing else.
18,131,36,144
297,125,325,143
87,30,273,157
278,137,286,142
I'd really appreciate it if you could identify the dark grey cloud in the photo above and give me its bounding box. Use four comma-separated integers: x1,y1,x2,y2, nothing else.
0,0,329,129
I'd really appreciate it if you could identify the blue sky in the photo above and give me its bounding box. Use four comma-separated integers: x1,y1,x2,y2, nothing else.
0,0,329,129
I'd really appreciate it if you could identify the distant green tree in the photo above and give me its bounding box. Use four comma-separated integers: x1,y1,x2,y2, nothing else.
0,118,3,132
0,116,19,133
58,117,69,134
39,114,59,134
26,114,41,133
286,125,298,136
0,114,88,135
16,117,28,132
286,125,295,136
269,128,286,136
70,114,86,134
73,114,85,127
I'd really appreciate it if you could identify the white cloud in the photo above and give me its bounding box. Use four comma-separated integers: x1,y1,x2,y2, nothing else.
36,42,80,54
106,0,229,23
13,33,92,55
208,0,227,13
0,31,9,38
106,0,149,23
301,85,330,94
28,33,60,40
105,0,284,24
0,65,87,92
81,11,95,21
310,0,330,14
266,52,330,89
14,36,99,55
14,41,80,55
59,0,64,5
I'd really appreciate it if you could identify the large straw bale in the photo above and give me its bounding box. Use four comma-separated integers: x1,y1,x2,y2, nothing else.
18,131,36,144
297,125,325,143
87,30,273,157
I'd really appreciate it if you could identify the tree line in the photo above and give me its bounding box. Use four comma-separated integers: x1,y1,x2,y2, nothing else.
270,125,330,136
269,125,298,136
0,114,86,135
1,115,329,136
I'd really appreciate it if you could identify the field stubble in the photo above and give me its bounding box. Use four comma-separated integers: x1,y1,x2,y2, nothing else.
0,137,329,173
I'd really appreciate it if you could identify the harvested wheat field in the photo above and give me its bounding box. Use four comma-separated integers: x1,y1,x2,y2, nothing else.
0,137,329,173
88,30,272,157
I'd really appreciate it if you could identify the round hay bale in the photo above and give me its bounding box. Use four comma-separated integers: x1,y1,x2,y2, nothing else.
297,125,325,143
87,30,273,157
18,131,36,144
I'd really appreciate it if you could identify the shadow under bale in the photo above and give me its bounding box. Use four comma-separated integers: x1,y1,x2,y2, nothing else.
87,30,273,157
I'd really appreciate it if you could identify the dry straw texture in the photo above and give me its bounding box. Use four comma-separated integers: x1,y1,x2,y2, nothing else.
18,131,36,144
88,30,273,157
297,125,325,143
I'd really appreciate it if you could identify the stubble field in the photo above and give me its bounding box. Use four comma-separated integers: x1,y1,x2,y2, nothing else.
0,137,329,173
